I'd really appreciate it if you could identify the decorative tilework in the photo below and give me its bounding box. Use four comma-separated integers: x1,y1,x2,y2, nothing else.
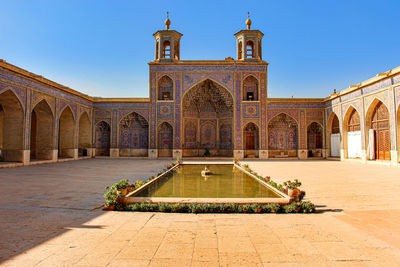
268,103,325,109
58,100,77,120
32,91,55,113
0,81,27,109
24,89,31,150
267,109,300,123
118,109,149,122
157,103,174,119
342,99,361,115
150,73,157,149
260,73,266,149
364,91,389,111
0,69,92,107
340,90,361,102
362,78,392,95
156,72,174,81
235,73,242,149
393,74,400,85
243,103,259,118
182,72,234,95
93,102,149,109
396,86,400,109
151,65,267,72
300,110,306,149
174,76,181,149
112,109,117,148
306,110,323,118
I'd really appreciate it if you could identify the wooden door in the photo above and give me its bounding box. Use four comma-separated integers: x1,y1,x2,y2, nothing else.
246,132,255,150
371,102,390,161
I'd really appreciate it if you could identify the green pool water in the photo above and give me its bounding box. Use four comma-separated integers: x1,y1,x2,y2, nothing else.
134,164,281,198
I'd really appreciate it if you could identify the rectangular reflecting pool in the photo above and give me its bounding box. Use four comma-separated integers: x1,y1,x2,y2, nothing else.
133,164,282,198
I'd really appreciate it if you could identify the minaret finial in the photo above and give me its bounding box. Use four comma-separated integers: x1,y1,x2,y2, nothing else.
165,11,171,30
246,12,252,30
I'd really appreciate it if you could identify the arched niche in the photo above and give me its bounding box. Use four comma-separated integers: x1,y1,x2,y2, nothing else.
58,106,75,158
30,100,54,160
397,107,400,162
0,90,24,162
119,112,149,157
366,100,391,160
307,122,323,157
243,75,259,101
158,122,173,157
244,122,259,158
95,121,110,156
343,106,361,159
158,76,173,100
182,79,233,157
327,112,340,157
78,112,91,157
246,40,254,58
268,113,298,158
162,40,171,59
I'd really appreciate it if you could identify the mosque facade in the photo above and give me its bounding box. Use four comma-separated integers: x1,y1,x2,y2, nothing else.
0,17,399,166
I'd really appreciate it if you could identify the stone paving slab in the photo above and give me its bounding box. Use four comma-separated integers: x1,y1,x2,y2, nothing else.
0,159,400,266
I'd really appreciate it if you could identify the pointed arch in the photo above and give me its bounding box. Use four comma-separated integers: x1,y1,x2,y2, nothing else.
327,112,340,157
30,99,54,160
397,107,400,162
307,122,323,157
157,121,173,157
157,75,174,100
243,75,259,101
268,113,298,158
238,41,243,60
32,97,54,116
59,104,76,121
78,111,91,157
182,79,233,157
246,40,254,58
183,77,234,100
162,40,171,59
58,106,75,158
343,106,361,159
0,89,24,162
95,121,110,156
268,112,299,125
0,88,25,111
119,112,149,157
365,99,391,160
244,122,259,158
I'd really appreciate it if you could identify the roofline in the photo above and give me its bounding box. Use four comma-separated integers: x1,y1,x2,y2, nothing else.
267,98,324,103
149,59,269,65
323,65,400,103
92,97,149,103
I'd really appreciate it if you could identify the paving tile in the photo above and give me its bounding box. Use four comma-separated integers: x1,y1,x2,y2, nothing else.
192,248,218,262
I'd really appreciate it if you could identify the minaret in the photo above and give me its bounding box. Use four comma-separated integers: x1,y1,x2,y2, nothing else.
234,12,264,61
153,12,183,62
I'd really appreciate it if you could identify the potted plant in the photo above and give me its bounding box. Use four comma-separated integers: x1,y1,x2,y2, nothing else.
104,186,118,210
114,179,130,196
283,179,302,201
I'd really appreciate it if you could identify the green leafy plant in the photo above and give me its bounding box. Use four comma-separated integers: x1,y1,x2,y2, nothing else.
114,179,130,190
121,202,315,214
104,186,118,207
283,179,302,189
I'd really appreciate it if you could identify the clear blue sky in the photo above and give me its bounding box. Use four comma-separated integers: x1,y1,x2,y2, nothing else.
1,0,399,98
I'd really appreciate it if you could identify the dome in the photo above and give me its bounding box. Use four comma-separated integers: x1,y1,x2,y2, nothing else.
246,12,252,30
165,12,171,30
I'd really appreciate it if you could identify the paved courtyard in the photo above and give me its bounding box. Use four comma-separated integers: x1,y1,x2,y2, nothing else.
0,159,400,266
